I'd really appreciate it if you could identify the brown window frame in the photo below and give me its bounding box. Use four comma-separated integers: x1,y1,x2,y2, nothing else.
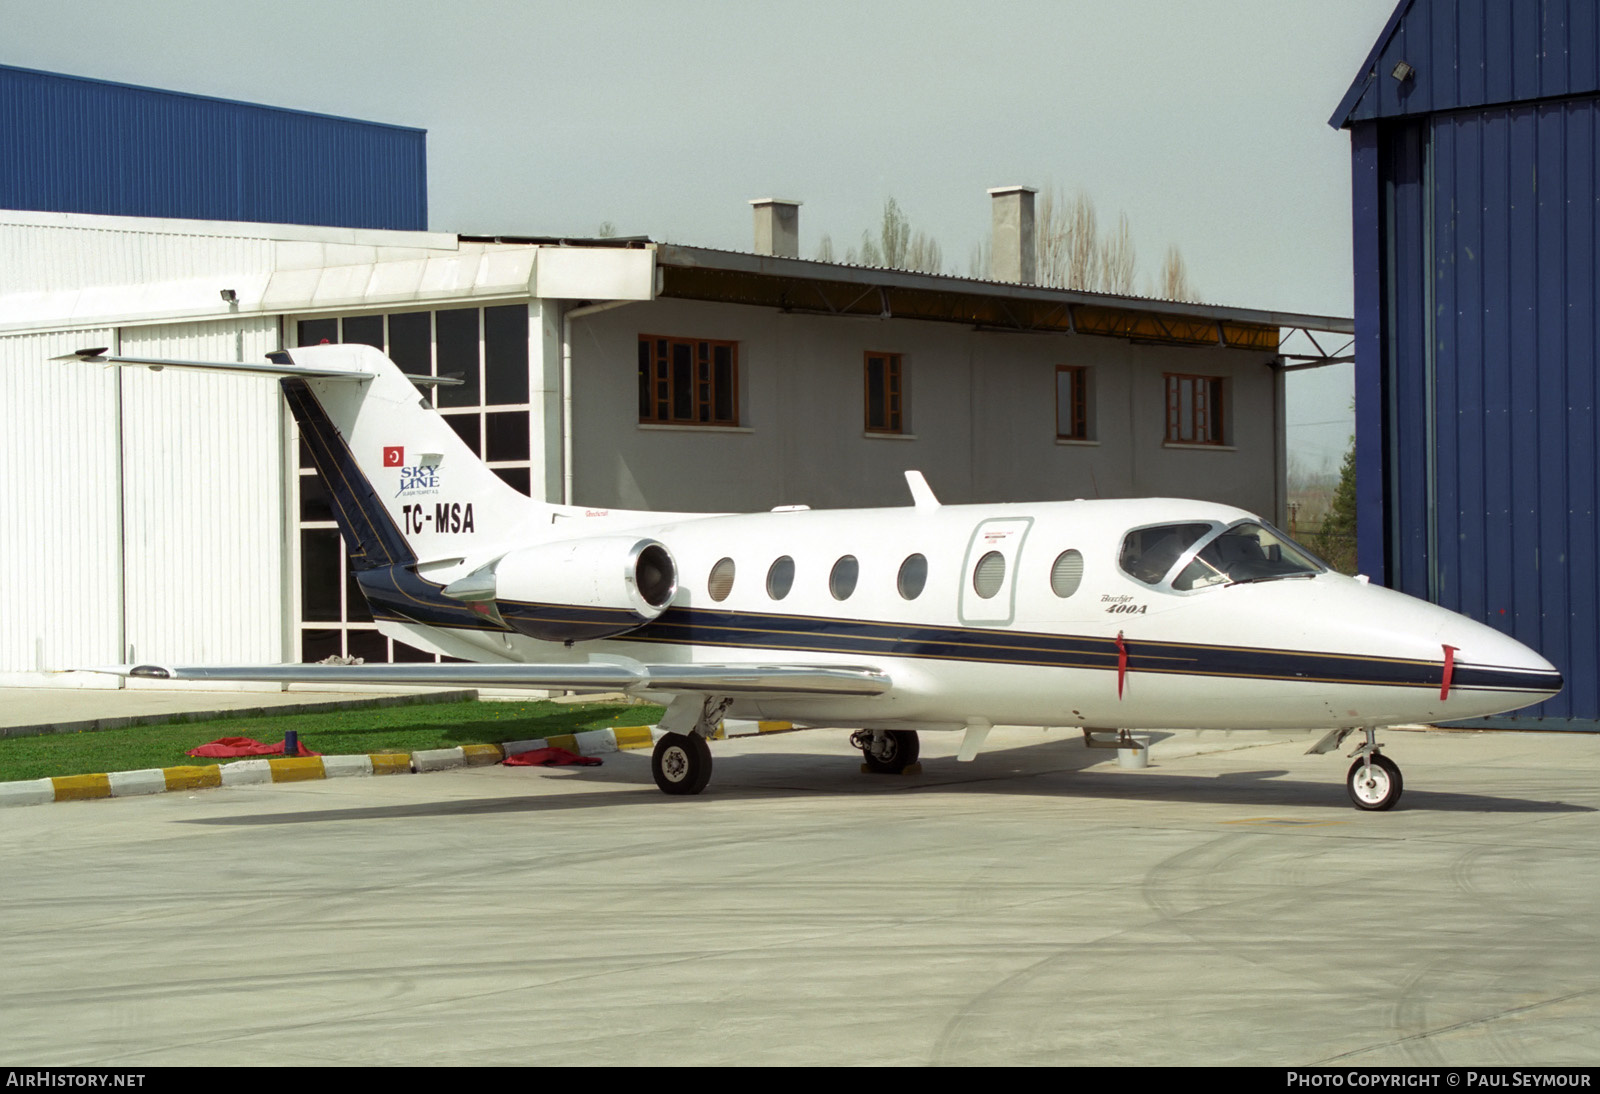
638,335,740,426
1056,365,1089,440
1164,373,1227,445
864,352,904,433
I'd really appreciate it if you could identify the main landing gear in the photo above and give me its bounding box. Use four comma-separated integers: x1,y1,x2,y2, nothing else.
851,729,920,774
649,695,732,796
1345,729,1403,811
652,732,713,796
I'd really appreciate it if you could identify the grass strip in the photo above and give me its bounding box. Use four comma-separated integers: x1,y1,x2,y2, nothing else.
0,699,665,783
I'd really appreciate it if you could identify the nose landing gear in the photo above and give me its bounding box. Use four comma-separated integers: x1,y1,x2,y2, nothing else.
1346,729,1403,811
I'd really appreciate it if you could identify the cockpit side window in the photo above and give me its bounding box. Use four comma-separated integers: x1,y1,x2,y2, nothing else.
1119,523,1215,586
1173,522,1322,590
1122,520,1324,593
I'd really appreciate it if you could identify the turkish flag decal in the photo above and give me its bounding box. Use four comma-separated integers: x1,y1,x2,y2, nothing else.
383,446,404,467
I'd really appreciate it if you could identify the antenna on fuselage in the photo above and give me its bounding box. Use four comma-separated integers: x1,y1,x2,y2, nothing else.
904,470,940,510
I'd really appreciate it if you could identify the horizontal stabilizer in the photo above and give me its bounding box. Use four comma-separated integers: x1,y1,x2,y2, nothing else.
81,662,893,697
49,348,459,386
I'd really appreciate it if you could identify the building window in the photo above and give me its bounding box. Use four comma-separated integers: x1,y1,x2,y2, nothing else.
638,336,738,425
864,352,903,433
1165,373,1227,445
1056,366,1090,440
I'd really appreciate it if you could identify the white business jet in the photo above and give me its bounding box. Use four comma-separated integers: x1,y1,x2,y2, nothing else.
59,344,1562,810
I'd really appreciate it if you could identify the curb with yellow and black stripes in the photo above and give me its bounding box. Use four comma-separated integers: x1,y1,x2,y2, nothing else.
0,719,797,807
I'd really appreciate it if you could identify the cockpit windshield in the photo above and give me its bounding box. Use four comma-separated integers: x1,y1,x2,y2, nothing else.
1120,520,1324,592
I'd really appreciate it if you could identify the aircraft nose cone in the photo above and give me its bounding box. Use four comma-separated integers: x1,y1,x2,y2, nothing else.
1438,614,1563,707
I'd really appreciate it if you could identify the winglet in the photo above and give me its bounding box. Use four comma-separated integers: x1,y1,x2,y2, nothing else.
904,470,940,510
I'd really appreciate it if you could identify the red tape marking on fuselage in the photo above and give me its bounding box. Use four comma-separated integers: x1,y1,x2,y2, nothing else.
1441,643,1458,700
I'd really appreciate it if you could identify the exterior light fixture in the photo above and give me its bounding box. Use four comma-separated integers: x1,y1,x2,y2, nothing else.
1391,61,1415,82
220,289,238,304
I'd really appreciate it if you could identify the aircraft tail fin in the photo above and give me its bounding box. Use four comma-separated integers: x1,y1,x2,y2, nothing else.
281,343,534,568
56,343,540,568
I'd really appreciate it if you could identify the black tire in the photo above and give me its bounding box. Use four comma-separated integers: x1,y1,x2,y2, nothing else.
652,732,713,796
1346,753,1403,811
863,729,920,775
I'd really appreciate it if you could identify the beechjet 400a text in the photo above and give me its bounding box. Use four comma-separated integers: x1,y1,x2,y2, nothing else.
58,344,1562,810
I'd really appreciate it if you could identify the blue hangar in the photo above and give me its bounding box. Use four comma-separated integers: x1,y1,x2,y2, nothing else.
0,63,426,230
1332,0,1600,728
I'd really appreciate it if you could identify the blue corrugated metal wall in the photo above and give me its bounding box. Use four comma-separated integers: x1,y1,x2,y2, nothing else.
1336,0,1600,124
1338,1,1600,726
0,65,426,230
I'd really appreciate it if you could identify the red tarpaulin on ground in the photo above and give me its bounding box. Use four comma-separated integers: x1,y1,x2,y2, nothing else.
186,737,320,758
504,747,602,767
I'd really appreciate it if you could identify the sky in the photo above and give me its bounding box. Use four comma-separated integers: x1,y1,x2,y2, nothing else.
4,0,1400,474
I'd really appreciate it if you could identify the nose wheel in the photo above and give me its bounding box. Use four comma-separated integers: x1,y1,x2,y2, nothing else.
1346,753,1403,811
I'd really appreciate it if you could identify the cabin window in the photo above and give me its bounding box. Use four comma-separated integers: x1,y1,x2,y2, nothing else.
830,556,859,600
897,554,927,600
707,557,736,601
1056,366,1090,441
1050,550,1084,597
972,551,1006,599
638,335,739,426
766,556,795,600
865,352,904,433
1165,374,1227,445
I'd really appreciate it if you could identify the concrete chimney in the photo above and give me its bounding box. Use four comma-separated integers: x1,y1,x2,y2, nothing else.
987,185,1037,284
750,198,801,258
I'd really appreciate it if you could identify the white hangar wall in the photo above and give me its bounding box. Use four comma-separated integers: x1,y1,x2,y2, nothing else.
570,298,1281,516
0,326,121,683
0,317,286,686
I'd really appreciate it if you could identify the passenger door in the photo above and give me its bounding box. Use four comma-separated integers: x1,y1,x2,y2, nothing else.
959,517,1032,626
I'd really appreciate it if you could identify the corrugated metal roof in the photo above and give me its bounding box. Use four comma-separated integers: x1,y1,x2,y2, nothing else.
1331,0,1600,128
0,64,427,230
653,243,1352,343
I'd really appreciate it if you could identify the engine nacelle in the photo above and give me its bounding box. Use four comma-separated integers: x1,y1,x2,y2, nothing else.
474,536,678,642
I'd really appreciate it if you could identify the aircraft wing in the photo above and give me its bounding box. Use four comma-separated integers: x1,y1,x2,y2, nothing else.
86,662,892,697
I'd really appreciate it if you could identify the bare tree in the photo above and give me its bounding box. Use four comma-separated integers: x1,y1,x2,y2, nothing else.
1158,244,1197,302
815,234,835,263
1098,212,1136,295
968,239,992,279
879,197,911,268
905,229,942,275
842,197,944,273
1065,190,1099,290
851,231,882,267
1034,184,1191,297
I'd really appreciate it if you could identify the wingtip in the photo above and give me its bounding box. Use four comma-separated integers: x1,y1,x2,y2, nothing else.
48,347,109,362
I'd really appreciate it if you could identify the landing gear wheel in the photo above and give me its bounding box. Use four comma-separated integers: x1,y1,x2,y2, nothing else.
652,732,713,796
862,730,920,775
1346,753,1403,811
